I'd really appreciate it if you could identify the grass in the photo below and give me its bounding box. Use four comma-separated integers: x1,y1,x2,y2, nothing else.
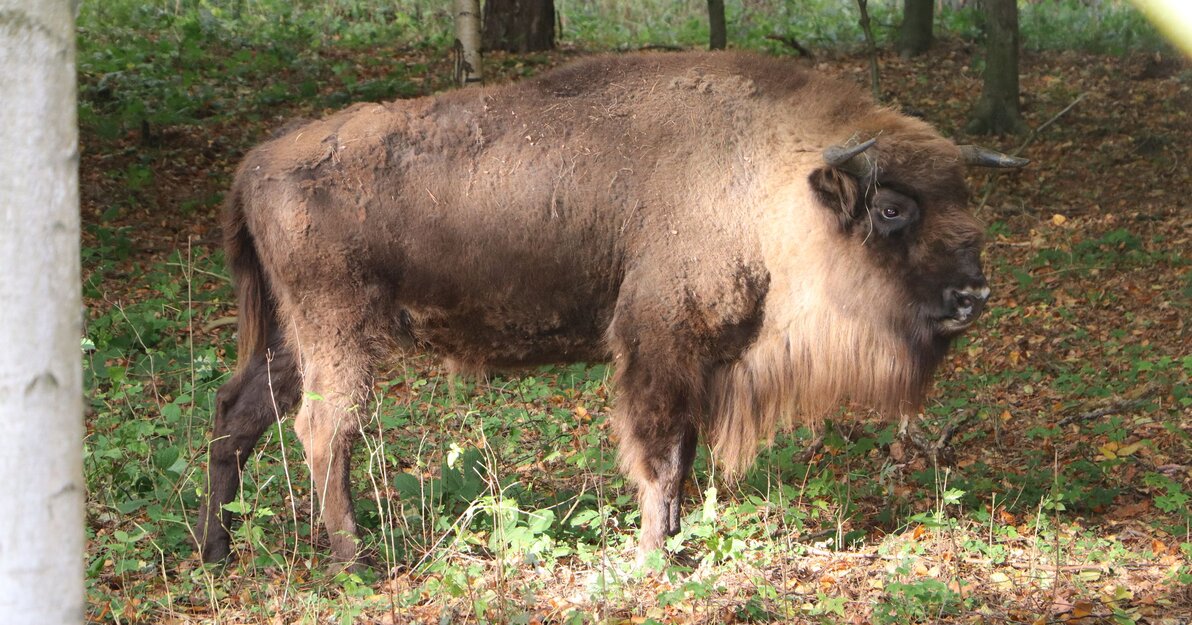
80,1,1189,623
556,0,1168,54
76,0,1171,137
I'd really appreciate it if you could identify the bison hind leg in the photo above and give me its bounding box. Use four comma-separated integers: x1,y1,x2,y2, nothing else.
196,335,301,563
290,337,378,571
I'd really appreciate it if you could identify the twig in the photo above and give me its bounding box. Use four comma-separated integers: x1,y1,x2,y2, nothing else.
900,410,977,464
798,549,1123,571
961,557,1106,573
1057,381,1159,427
1014,92,1085,156
800,546,888,560
636,44,686,52
1057,399,1146,427
976,92,1086,213
163,261,231,283
764,34,814,58
202,316,238,332
935,410,977,449
795,433,826,464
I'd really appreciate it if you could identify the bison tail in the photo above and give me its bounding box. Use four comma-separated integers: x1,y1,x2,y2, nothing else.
223,176,274,372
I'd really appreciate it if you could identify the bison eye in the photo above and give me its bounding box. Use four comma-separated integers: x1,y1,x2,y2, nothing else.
868,188,919,236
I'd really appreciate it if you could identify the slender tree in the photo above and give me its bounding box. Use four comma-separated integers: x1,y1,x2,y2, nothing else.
856,0,881,100
898,0,934,57
968,0,1026,134
454,0,483,85
708,0,727,50
0,2,85,624
482,0,556,53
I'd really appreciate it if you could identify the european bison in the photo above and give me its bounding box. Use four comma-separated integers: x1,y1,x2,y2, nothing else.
196,51,1025,569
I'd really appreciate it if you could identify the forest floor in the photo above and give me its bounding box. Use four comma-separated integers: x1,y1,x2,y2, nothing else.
81,41,1190,624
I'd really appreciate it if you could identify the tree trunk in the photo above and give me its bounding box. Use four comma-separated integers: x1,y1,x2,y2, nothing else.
898,0,934,57
454,0,483,85
708,0,727,50
856,0,881,101
482,0,555,53
0,2,85,624
967,0,1026,134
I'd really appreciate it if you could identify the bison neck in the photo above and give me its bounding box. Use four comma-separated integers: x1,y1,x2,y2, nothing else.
706,303,942,475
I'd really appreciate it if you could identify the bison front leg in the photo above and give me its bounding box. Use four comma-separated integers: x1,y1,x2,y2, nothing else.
610,331,703,556
292,356,372,571
612,253,767,559
197,340,300,563
620,417,699,554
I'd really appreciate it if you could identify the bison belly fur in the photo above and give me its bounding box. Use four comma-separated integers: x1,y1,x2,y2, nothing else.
195,50,1006,569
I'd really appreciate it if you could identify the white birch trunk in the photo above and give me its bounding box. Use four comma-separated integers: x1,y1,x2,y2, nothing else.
0,2,84,624
454,0,483,85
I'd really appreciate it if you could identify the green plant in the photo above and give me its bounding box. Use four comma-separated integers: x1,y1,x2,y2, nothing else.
875,575,962,624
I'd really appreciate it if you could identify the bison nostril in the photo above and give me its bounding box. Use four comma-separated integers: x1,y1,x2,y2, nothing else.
944,285,989,321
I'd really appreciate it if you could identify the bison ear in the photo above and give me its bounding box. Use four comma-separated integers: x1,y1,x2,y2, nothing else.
809,166,862,229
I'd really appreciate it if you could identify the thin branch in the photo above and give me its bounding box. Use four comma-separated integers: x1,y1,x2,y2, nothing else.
637,43,686,52
795,433,827,464
962,557,1107,573
798,548,1121,571
1057,381,1159,427
935,410,977,449
900,409,977,464
202,316,238,332
1057,399,1147,427
800,546,888,559
976,92,1085,213
764,34,814,58
1029,92,1086,140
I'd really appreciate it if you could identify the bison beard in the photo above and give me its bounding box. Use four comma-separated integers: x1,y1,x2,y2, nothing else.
195,51,1024,569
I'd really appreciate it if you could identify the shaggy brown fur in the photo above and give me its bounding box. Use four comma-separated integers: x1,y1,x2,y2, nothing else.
196,51,991,567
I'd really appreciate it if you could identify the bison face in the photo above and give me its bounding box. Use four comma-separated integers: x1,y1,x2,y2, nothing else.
871,186,989,339
810,161,990,343
912,231,989,338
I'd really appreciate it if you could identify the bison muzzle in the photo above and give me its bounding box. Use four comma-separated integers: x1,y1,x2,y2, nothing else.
195,51,1025,569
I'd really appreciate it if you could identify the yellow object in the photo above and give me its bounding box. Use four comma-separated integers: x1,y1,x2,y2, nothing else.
1133,0,1192,56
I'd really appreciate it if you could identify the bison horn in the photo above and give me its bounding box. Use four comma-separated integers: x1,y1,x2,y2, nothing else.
957,145,1030,168
823,137,877,177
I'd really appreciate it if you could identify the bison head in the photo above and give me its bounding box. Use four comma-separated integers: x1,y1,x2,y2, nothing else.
808,134,1026,349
